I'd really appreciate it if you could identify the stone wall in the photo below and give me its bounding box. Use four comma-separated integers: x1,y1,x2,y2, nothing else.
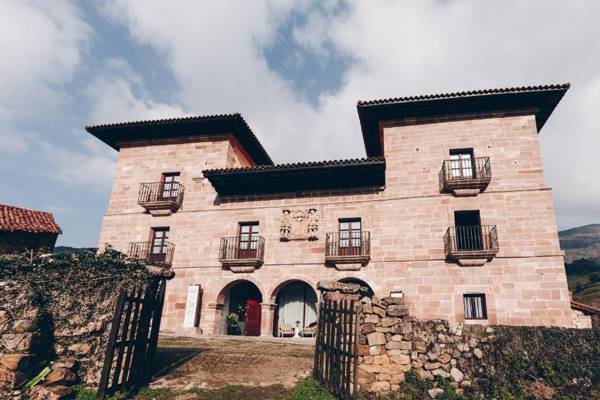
356,293,495,396
317,278,599,398
0,251,166,399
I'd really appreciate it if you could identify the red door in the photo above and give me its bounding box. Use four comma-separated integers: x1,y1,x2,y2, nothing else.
244,299,261,336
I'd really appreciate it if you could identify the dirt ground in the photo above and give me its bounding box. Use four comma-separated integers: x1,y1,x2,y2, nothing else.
150,335,315,391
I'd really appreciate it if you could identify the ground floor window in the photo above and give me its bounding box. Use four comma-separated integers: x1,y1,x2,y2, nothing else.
463,293,487,320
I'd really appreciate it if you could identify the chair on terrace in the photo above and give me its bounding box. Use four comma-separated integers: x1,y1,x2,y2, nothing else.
303,325,317,337
278,322,294,337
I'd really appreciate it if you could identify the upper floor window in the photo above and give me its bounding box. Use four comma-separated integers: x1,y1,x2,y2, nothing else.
339,219,361,255
238,222,259,257
454,210,483,251
150,227,170,262
449,148,474,179
161,172,180,200
463,293,487,320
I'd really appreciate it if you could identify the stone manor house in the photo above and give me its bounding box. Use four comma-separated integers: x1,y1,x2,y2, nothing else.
88,83,579,337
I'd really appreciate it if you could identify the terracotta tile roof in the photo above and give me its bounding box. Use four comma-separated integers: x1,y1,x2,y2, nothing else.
357,83,571,106
86,112,240,130
0,204,62,234
357,83,571,157
203,157,386,196
203,156,385,174
86,113,273,165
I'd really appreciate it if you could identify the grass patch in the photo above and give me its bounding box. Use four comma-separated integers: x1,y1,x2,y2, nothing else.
71,378,333,400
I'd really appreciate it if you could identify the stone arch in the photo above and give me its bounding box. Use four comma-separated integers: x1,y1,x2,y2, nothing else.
269,278,319,337
215,278,265,336
268,276,318,304
216,277,265,304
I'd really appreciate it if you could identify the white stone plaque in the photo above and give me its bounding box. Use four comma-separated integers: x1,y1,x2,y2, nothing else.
183,285,201,328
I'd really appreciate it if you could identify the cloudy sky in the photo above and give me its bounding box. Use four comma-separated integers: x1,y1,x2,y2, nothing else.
1,0,599,247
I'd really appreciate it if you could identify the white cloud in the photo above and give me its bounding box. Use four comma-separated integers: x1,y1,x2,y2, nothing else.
96,0,600,229
86,58,186,124
38,139,117,190
0,1,90,115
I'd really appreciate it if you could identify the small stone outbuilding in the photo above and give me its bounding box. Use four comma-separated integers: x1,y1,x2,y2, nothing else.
0,204,62,254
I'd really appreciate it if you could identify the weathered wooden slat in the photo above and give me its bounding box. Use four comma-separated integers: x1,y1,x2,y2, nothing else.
313,298,361,400
120,287,144,391
97,278,169,399
143,279,166,383
96,289,126,400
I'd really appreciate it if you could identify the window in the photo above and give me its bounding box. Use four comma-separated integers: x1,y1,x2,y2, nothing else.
161,172,180,199
150,228,170,262
339,219,362,255
449,149,475,179
238,222,259,258
463,294,487,320
454,210,483,251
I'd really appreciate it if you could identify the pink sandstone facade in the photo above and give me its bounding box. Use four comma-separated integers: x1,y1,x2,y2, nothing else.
88,84,577,337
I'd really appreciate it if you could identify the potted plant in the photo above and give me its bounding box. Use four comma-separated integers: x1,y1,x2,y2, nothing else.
227,312,240,335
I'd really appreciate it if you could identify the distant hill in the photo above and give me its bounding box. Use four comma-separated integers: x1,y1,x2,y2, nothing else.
54,246,97,255
558,224,600,263
558,224,600,308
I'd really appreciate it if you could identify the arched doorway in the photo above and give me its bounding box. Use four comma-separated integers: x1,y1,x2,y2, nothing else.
338,277,375,297
219,280,263,336
273,281,318,337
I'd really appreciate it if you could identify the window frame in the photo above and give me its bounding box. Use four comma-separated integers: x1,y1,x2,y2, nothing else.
449,148,475,179
463,293,488,320
149,227,170,262
338,218,362,255
160,172,181,200
238,222,260,257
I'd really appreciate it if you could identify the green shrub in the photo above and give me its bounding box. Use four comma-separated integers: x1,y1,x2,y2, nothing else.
291,378,336,400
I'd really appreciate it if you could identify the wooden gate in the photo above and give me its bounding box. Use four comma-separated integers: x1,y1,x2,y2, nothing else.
313,299,360,400
96,277,167,399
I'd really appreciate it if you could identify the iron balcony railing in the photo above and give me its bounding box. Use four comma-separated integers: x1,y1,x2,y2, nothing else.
219,236,266,261
138,182,185,208
128,241,175,266
444,225,498,257
439,157,491,192
325,231,371,258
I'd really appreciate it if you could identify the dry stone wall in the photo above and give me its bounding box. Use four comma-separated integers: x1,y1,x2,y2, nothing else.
335,282,599,398
317,281,498,397
356,293,496,396
0,250,166,399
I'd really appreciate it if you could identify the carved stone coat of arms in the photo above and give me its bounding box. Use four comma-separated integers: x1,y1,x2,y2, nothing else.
280,209,318,241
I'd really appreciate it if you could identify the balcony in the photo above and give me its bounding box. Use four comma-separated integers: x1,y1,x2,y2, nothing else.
138,182,185,216
444,225,499,266
325,231,371,271
439,157,491,196
219,236,265,273
128,241,175,267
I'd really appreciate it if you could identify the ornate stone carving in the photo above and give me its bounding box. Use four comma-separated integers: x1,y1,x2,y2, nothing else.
280,209,318,241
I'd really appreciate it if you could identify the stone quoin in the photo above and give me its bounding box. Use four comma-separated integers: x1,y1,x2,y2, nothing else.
87,83,580,337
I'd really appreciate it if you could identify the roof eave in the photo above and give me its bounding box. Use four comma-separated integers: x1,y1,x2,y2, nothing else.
203,158,386,196
86,114,274,165
357,84,570,157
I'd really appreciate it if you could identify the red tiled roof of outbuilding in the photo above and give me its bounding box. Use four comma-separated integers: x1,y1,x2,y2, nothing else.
0,204,62,234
